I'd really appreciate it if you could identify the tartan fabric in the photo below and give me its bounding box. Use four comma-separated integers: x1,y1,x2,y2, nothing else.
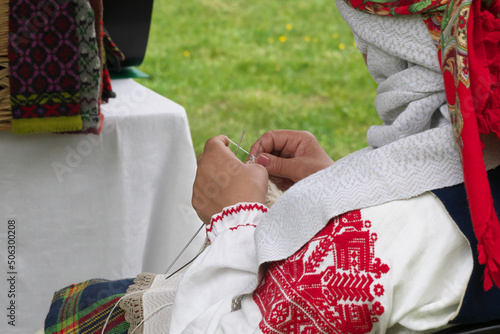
45,278,134,334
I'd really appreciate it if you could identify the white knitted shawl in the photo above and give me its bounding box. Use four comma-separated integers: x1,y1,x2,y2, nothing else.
254,0,500,266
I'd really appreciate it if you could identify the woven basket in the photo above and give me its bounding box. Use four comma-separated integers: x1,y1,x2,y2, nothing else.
0,0,10,131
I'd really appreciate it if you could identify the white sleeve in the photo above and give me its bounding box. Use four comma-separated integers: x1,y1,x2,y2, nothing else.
169,202,267,334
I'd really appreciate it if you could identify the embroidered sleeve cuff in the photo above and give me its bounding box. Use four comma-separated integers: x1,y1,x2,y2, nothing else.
206,202,268,242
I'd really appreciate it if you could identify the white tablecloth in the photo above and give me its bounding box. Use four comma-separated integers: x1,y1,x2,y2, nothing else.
0,79,205,333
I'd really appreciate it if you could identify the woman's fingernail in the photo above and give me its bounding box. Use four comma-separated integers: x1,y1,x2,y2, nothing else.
257,154,270,167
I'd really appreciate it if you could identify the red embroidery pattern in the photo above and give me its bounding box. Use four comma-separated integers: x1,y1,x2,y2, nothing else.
253,210,390,334
207,203,267,233
229,224,257,231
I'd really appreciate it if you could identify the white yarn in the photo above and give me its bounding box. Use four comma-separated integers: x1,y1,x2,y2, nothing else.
129,303,174,334
99,280,178,334
265,180,283,207
140,273,183,333
254,0,500,265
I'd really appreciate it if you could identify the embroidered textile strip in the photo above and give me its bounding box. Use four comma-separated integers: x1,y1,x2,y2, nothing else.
254,210,389,334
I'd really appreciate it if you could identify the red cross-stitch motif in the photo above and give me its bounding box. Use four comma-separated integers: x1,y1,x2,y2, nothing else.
253,210,390,334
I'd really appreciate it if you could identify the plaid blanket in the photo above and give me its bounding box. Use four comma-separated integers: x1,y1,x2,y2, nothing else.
45,278,134,334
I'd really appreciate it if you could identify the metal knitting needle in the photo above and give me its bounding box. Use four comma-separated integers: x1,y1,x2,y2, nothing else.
256,140,262,156
164,222,204,275
228,138,251,156
249,140,262,163
234,130,245,156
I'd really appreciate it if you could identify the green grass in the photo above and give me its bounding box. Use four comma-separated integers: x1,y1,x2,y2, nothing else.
137,0,380,160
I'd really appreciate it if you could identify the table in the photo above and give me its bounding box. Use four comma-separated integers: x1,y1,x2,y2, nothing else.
0,79,205,333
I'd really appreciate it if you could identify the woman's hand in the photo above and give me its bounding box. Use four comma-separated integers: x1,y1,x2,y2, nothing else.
250,130,334,191
193,135,269,224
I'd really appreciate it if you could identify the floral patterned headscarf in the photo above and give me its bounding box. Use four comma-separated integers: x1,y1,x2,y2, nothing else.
343,0,500,290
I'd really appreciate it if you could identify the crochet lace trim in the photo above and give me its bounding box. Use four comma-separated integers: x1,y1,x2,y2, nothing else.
119,272,157,334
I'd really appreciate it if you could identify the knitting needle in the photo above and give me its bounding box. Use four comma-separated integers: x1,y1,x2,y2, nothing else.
164,222,204,275
249,140,262,163
234,130,245,156
227,138,251,156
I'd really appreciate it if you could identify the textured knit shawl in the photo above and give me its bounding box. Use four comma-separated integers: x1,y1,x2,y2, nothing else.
342,0,500,290
254,0,500,291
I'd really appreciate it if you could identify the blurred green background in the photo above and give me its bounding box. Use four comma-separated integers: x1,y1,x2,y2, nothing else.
136,0,380,160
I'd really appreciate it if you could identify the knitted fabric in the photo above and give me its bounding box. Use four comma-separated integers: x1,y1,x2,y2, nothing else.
87,0,115,105
8,0,82,134
88,0,105,102
120,272,182,334
254,0,500,285
141,273,183,333
119,273,157,334
74,0,101,133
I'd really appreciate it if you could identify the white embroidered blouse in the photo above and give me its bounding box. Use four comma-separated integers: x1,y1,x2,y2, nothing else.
155,193,473,334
